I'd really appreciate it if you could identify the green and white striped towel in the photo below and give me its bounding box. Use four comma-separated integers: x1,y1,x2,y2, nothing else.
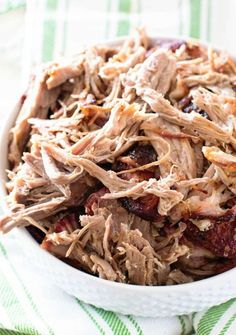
1,0,236,334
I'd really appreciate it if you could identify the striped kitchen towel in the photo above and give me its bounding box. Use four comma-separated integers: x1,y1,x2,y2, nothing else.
22,0,236,78
1,0,236,334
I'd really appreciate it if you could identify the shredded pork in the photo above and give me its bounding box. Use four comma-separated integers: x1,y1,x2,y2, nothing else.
2,28,236,285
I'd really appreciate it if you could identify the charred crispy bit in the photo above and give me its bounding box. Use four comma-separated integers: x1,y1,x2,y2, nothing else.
113,144,161,221
121,195,160,221
84,186,159,223
185,208,236,258
178,95,209,119
114,144,157,179
84,187,110,215
26,226,46,244
122,144,156,166
114,144,157,183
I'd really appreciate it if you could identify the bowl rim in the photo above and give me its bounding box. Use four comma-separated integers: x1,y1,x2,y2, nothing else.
1,35,236,293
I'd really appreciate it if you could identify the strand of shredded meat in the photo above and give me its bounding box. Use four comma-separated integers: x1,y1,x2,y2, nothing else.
2,28,236,285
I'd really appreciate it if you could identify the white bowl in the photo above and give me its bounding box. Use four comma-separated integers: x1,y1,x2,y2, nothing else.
1,37,236,317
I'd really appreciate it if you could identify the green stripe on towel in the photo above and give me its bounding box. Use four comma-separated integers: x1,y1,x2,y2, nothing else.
189,0,201,38
0,273,39,334
0,242,54,335
76,300,106,335
178,315,186,335
0,328,29,335
92,306,131,335
219,313,236,335
127,315,143,335
42,0,58,61
197,299,236,335
117,0,131,36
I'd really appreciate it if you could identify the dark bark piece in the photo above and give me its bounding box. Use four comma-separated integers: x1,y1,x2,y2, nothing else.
185,209,236,258
120,195,160,221
26,226,45,244
112,144,161,221
178,96,209,119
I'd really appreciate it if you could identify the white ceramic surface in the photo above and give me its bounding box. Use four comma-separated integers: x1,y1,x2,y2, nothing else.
1,37,236,318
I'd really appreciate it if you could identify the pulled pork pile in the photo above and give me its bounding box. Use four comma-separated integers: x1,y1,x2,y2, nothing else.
2,29,236,285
